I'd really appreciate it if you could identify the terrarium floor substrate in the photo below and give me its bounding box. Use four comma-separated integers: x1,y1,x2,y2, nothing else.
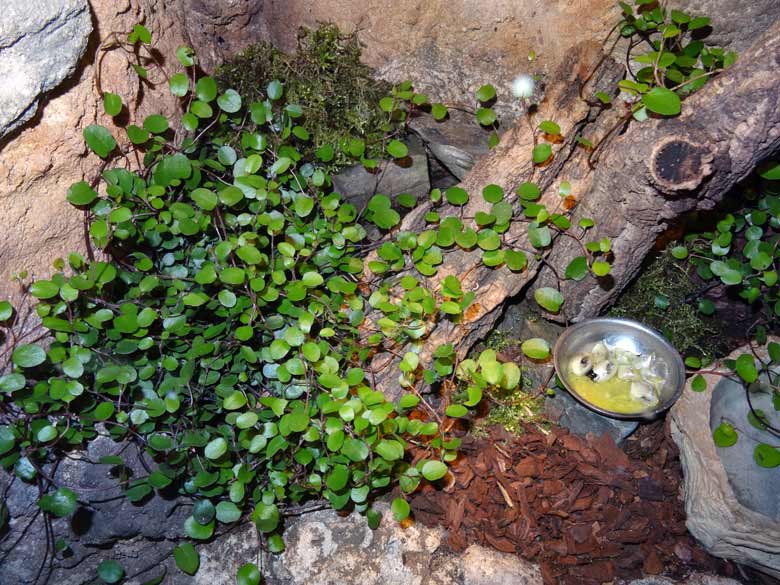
409,421,738,585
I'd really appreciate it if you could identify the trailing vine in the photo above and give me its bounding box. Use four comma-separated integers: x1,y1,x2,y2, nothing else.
0,2,740,582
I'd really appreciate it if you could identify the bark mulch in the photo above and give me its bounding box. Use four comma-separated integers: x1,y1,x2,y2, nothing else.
409,420,740,585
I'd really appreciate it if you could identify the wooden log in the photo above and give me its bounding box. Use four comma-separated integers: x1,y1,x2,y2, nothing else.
367,25,780,398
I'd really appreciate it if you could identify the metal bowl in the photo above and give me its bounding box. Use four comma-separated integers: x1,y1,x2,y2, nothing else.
552,317,685,420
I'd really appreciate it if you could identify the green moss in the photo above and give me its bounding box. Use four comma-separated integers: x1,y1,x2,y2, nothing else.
215,24,397,169
472,386,548,437
608,247,719,359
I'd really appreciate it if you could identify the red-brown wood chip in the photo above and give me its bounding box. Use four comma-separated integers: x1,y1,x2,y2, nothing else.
409,420,739,585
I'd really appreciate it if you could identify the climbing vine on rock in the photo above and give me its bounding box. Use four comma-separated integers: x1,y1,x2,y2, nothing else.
0,2,739,581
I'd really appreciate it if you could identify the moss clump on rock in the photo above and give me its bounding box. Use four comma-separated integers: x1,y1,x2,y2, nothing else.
216,24,397,169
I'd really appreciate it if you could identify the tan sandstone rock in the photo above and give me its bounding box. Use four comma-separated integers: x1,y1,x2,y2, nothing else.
0,0,186,303
670,344,780,579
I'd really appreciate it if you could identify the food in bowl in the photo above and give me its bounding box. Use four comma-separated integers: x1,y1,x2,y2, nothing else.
566,339,666,414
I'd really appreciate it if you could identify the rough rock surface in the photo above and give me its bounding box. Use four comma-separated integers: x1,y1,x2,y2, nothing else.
678,0,780,53
256,0,619,120
265,505,543,585
0,435,192,585
409,109,493,180
0,0,92,141
332,136,430,211
545,389,639,446
670,343,780,579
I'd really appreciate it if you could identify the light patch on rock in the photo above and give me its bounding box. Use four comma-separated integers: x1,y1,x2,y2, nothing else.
265,505,543,585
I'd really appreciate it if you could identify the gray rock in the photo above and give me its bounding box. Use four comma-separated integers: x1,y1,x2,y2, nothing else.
332,136,430,211
0,435,189,585
677,0,780,54
265,504,543,585
544,388,639,446
0,0,92,140
670,343,780,579
409,109,493,180
710,375,780,520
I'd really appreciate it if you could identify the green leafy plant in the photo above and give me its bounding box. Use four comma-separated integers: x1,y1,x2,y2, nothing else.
615,1,735,118
0,32,563,580
0,3,738,579
670,167,780,467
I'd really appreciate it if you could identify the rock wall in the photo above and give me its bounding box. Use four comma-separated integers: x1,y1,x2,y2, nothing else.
0,0,187,304
3,0,780,304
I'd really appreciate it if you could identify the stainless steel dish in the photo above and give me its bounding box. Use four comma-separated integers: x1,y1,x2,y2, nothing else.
552,317,686,419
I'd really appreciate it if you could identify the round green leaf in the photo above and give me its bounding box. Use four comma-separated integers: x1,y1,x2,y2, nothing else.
642,87,681,116
534,287,564,313
421,460,448,481
196,77,218,102
564,256,588,281
67,181,98,206
169,73,189,97
237,563,262,585
97,559,124,584
83,125,116,159
36,425,57,442
218,89,242,113
521,338,550,360
387,140,408,159
30,280,59,299
445,404,468,418
176,45,195,67
216,501,242,523
391,497,410,521
12,344,46,368
517,182,541,201
476,107,497,126
735,354,758,383
538,120,561,135
193,499,216,525
0,300,12,321
532,143,552,164
267,80,283,100
204,437,228,459
475,84,496,102
691,374,707,392
754,443,780,468
0,373,25,393
174,543,200,575
143,114,169,134
126,125,150,145
375,439,405,461
39,487,77,517
482,184,504,203
252,502,280,533
713,422,738,448
445,187,469,206
103,93,122,117
184,515,214,540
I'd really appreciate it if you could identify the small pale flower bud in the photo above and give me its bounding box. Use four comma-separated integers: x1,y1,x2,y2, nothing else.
511,74,535,99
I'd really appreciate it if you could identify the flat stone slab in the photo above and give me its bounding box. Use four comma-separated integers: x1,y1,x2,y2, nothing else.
0,0,92,139
545,388,639,446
